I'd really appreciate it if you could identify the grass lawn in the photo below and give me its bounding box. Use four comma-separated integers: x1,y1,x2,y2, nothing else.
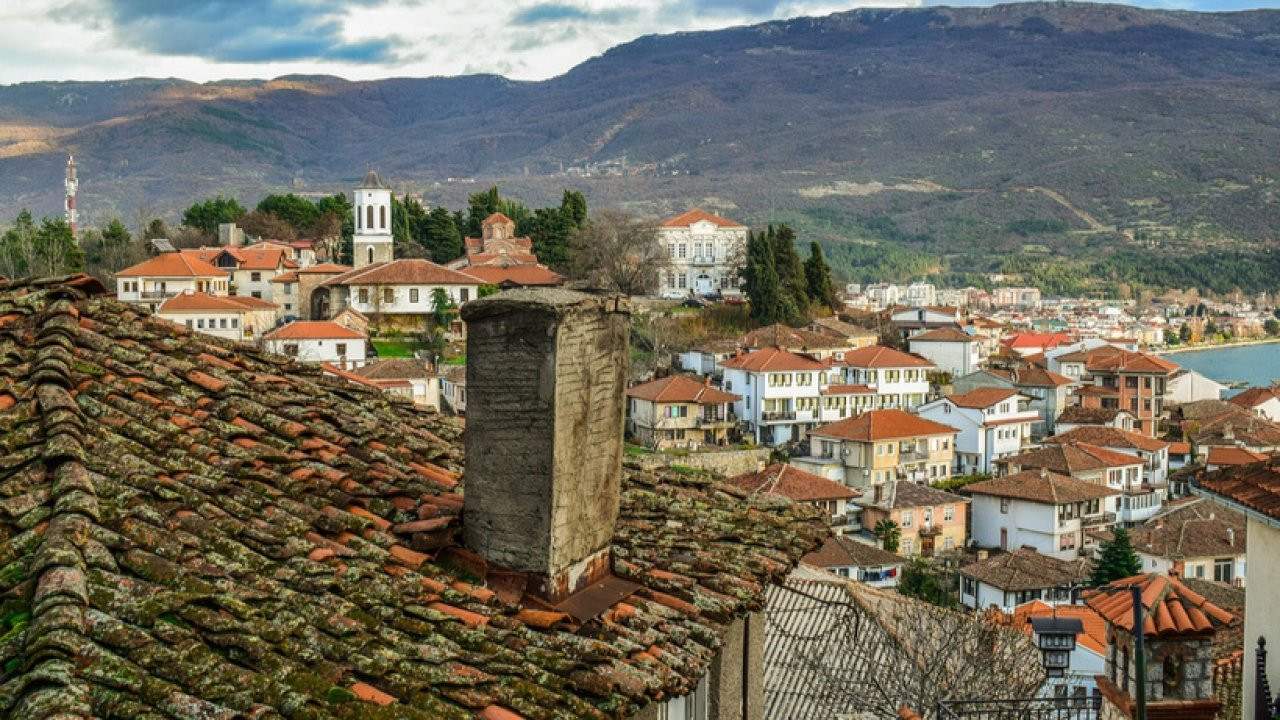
371,340,428,358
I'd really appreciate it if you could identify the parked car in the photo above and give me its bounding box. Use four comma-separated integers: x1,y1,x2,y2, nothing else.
660,289,686,300
682,297,711,308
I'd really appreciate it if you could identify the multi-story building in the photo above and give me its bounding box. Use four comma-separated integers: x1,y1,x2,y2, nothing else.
262,321,368,369
319,260,482,332
858,480,968,558
1050,344,1179,437
916,388,1038,475
725,463,858,533
997,442,1158,525
806,316,878,349
625,374,739,450
801,535,903,587
904,281,937,307
831,345,935,410
953,366,1077,437
1044,425,1171,491
187,242,299,303
115,252,230,311
907,327,983,377
966,470,1118,559
1130,498,1247,586
655,209,748,297
720,347,828,446
792,409,958,489
959,548,1093,611
155,291,279,341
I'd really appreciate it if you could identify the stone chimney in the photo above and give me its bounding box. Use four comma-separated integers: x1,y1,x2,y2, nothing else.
218,222,246,247
460,288,630,600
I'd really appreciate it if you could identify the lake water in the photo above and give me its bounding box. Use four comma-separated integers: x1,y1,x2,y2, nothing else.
1163,343,1280,393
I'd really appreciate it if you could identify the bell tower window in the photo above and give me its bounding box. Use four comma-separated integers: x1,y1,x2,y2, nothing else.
366,205,374,230
380,205,387,230
367,247,374,265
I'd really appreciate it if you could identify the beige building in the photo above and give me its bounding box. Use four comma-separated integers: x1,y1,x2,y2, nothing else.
155,291,279,341
793,409,959,489
626,374,739,450
859,480,968,557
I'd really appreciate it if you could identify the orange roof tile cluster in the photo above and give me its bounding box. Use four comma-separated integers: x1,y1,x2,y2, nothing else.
157,291,277,313
116,252,228,278
718,346,827,372
1206,446,1270,466
966,470,1119,504
1058,345,1179,375
462,264,563,287
626,374,739,404
297,262,353,274
1229,386,1280,409
945,387,1023,409
810,408,958,442
838,345,934,369
801,534,900,569
1131,498,1246,560
1011,600,1108,654
1196,453,1280,521
725,463,857,503
959,548,1092,591
1001,443,1144,475
270,270,300,283
1003,333,1074,350
1056,406,1132,425
263,320,367,341
1046,426,1171,453
1008,366,1075,388
326,259,482,286
1084,574,1234,637
738,323,846,351
187,244,298,271
659,208,745,228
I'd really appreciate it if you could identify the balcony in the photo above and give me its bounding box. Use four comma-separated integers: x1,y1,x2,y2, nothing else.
139,290,178,300
761,410,797,422
899,449,928,463
690,255,717,265
697,413,735,427
918,523,942,536
1081,512,1117,527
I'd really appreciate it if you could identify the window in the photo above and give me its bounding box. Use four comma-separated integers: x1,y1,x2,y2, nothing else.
943,536,954,550
231,319,238,329
283,344,299,357
944,505,954,522
283,283,293,295
410,289,420,303
460,289,469,302
219,318,227,329
250,271,261,282
184,320,192,328
367,247,374,265
1214,558,1234,583
197,319,205,329
359,288,369,304
366,205,374,229
285,304,292,311
678,244,686,259
380,205,387,229
1000,497,1010,514
663,406,688,418
901,511,913,528
251,291,262,299
336,343,347,357
383,288,394,304
678,275,687,289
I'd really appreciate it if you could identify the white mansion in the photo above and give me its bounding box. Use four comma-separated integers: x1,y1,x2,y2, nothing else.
656,209,748,297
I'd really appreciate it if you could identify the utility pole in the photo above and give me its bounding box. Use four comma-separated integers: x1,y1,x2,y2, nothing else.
1131,583,1146,720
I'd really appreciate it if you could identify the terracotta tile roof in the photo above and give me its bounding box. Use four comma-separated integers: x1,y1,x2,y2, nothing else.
910,327,983,343
1066,345,1179,375
725,463,857,503
626,374,739,404
1195,454,1280,521
298,262,353,274
809,316,876,339
718,346,827,372
659,209,745,228
1229,386,1280,409
327,259,483,287
188,245,295,271
801,535,901,569
871,479,968,510
1169,442,1192,455
810,409,958,442
966,470,1118,504
1131,497,1246,560
115,252,228,278
1084,574,1234,637
157,291,278,312
1046,426,1170,453
840,345,934,369
1056,406,1131,425
1173,399,1247,422
738,323,846,351
1073,385,1119,396
270,270,300,283
1001,443,1143,475
263,320,367,341
959,548,1093,592
1003,333,1073,350
481,212,514,225
1011,600,1108,655
462,264,563,287
820,384,875,396
0,274,826,718
1192,412,1280,448
1008,366,1075,388
945,387,1023,409
1206,446,1271,466
353,358,438,380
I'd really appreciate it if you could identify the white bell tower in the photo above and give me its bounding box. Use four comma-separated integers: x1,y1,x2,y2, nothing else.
353,170,393,268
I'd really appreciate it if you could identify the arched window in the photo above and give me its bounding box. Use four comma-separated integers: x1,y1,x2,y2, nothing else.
380,205,387,230
366,205,374,230
367,246,374,265
356,203,362,230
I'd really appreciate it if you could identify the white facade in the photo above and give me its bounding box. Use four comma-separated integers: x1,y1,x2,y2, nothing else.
834,362,933,409
115,274,229,310
904,282,936,307
722,365,825,447
264,328,367,369
347,283,480,316
1242,517,1280,720
908,336,980,377
969,494,1107,561
1166,369,1226,404
157,306,277,342
917,395,1037,474
353,172,394,268
656,213,748,297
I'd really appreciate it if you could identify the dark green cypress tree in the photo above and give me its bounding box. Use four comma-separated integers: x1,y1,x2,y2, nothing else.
1090,527,1144,585
742,230,786,325
770,224,808,319
804,241,840,311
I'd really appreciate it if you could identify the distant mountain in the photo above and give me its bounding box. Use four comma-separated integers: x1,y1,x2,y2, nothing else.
4,3,1280,290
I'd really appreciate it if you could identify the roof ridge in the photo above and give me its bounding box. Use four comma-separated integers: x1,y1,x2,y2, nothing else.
17,284,100,716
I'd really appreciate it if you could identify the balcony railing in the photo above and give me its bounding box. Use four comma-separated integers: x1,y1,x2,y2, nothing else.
938,694,1100,720
918,523,942,536
698,414,734,427
899,449,928,462
1081,512,1117,527
762,410,797,422
690,255,717,265
139,290,178,300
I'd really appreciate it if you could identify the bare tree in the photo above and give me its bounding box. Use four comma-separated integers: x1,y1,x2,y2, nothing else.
569,209,666,296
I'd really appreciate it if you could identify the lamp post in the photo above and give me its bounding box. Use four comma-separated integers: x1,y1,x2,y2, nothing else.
1031,616,1084,679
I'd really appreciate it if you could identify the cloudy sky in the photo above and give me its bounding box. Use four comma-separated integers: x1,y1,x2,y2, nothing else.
1,0,1275,85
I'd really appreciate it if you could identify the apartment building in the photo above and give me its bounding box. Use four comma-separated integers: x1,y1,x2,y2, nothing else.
916,388,1039,475
792,409,958,489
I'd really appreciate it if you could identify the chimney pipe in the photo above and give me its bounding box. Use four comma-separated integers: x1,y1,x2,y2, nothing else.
1227,527,1234,547
460,288,630,601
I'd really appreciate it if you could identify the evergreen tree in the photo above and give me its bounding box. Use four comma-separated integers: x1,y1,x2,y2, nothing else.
422,206,464,263
771,224,809,316
181,196,246,236
803,241,840,311
0,210,37,278
561,189,588,228
32,218,84,277
256,194,321,234
898,559,957,609
741,229,787,325
1090,527,1143,585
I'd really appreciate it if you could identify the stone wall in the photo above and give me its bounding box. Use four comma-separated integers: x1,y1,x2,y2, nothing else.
630,447,771,478
461,289,630,593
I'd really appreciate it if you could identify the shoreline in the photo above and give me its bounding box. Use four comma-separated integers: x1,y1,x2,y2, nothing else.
1154,337,1280,356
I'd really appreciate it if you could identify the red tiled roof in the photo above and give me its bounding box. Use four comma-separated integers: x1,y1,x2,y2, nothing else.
1009,366,1075,388
966,470,1119,504
1004,333,1073,350
462,264,563,287
1206,446,1270,466
1046,426,1171,453
802,534,900,569
1229,386,1280,409
187,245,295,271
264,321,367,341
1084,574,1234,637
840,345,934,369
718,346,827,372
328,260,482,287
1068,345,1179,375
945,387,1022,409
1196,455,1280,521
959,548,1092,591
1131,497,1246,560
725,463,857,503
1074,385,1119,396
659,209,745,228
811,408,957,442
910,327,983,343
820,384,876,396
481,212,514,225
739,323,846,350
298,262,353,274
1011,600,1108,655
1056,406,1132,425
116,252,228,278
1169,442,1192,455
1002,443,1143,475
626,374,739,404
271,271,299,283
157,291,277,312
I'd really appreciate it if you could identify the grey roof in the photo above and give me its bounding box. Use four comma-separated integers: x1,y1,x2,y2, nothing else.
358,169,389,189
353,358,438,380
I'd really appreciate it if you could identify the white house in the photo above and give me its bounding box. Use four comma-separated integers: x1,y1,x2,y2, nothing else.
186,242,299,303
114,252,230,311
966,470,1118,560
959,548,1093,611
1167,368,1227,404
997,443,1158,525
322,259,482,328
656,209,748,297
155,291,279,341
907,327,983,377
917,388,1038,474
800,535,903,588
263,321,368,369
1229,386,1280,423
1044,425,1171,491
831,345,935,410
889,305,962,343
719,347,828,446
350,358,442,410
441,365,467,415
792,409,958,489
1053,406,1137,434
1130,498,1247,586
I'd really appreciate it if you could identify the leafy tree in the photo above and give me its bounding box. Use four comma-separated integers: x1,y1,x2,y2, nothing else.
236,210,297,243
315,193,354,263
1265,318,1280,337
181,196,245,236
1090,527,1143,585
82,218,143,277
568,210,663,295
257,193,321,233
1179,324,1193,343
478,284,500,298
142,218,170,241
898,559,958,609
1205,319,1219,338
430,288,457,330
741,229,788,325
803,241,840,311
1,210,83,278
422,206,464,263
873,518,901,553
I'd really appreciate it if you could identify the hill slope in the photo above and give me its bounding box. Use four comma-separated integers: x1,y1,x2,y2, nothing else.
4,2,1280,291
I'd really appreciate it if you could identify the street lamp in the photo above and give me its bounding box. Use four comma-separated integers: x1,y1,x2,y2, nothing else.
1030,616,1084,679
